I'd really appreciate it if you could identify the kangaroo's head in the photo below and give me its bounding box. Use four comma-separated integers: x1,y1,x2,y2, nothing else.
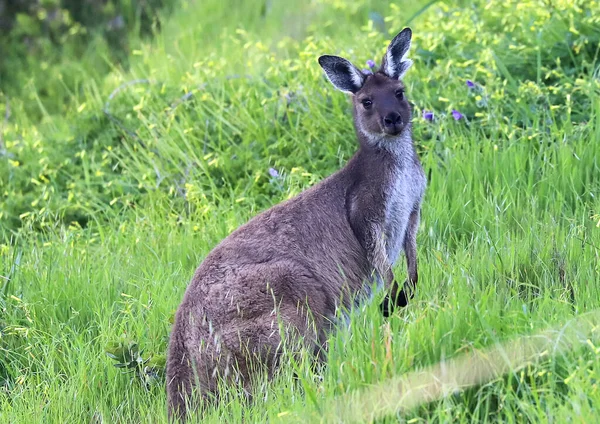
318,28,413,144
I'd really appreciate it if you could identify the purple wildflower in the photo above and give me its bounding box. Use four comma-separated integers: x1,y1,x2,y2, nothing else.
366,60,376,70
451,109,464,121
361,68,373,75
268,167,279,178
466,80,475,88
422,110,434,121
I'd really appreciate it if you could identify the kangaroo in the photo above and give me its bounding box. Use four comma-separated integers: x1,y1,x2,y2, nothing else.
166,27,426,421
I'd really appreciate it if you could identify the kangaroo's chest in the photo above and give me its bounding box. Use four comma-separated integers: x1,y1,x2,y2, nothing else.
383,169,419,264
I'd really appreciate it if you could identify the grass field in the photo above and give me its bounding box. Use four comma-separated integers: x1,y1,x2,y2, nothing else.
1,0,600,422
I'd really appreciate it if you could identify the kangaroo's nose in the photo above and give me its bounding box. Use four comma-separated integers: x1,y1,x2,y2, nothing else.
383,112,402,128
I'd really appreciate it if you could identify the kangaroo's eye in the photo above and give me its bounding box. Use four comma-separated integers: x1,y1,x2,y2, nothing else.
395,89,405,100
361,99,373,109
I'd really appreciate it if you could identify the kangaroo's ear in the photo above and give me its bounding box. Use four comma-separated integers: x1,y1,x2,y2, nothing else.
381,28,413,80
318,55,366,94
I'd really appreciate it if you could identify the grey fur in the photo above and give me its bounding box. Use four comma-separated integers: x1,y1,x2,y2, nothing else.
166,27,426,421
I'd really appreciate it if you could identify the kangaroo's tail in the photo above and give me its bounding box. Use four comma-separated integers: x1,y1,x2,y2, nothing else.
166,316,195,422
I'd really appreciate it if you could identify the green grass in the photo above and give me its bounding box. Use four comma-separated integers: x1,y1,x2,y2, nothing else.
1,0,600,422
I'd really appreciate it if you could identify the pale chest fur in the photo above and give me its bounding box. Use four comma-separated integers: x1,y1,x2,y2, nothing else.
383,163,425,264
